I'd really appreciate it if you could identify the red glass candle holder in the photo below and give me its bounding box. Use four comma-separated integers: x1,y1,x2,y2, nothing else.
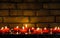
20,26,27,34
32,28,42,34
42,27,49,34
13,26,20,32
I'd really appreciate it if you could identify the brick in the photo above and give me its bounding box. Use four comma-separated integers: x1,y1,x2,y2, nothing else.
36,9,49,16
4,17,29,23
50,23,60,28
10,10,23,16
43,3,60,9
0,10,9,16
30,16,54,23
0,17,2,23
56,16,60,22
17,3,42,9
0,3,15,9
23,10,35,16
36,23,49,28
23,24,35,28
50,10,60,15
17,3,28,9
9,24,22,28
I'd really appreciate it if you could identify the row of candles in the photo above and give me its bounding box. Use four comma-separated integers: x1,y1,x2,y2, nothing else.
0,25,60,34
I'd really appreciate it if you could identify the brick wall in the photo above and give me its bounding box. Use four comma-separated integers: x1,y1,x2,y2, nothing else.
0,0,60,28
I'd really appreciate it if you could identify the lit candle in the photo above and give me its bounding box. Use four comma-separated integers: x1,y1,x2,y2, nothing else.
1,26,10,34
57,27,60,33
52,27,58,33
0,27,5,33
42,27,49,34
25,24,27,28
30,27,35,31
33,27,42,34
4,26,10,33
1,27,4,30
20,26,27,34
13,26,20,32
28,29,31,34
24,24,28,30
50,28,53,34
30,27,35,33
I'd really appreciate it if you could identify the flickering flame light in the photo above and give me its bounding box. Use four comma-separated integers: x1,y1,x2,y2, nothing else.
13,26,20,32
16,32,19,34
54,27,57,30
44,27,47,30
5,26,7,29
1,27,4,30
25,24,27,28
42,27,49,34
33,27,42,34
16,26,19,28
58,27,60,30
32,27,34,29
4,26,10,32
36,27,40,30
0,26,60,34
57,27,60,33
20,26,27,34
22,26,24,30
52,27,58,33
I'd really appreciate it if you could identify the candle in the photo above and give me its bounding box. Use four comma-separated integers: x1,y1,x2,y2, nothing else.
20,26,27,34
4,26,10,33
57,27,60,33
25,24,27,28
24,24,28,30
13,26,20,32
30,27,35,33
28,29,31,34
0,27,5,34
1,26,10,34
52,27,58,33
30,27,35,31
33,27,42,34
50,28,53,34
42,27,49,34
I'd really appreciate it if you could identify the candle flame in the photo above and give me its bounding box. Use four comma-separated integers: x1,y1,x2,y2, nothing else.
29,29,30,32
58,27,60,29
32,27,34,29
44,27,47,30
5,26,7,29
54,27,57,30
16,26,19,28
37,28,40,30
16,32,19,34
1,27,4,30
25,24,27,28
22,26,24,29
